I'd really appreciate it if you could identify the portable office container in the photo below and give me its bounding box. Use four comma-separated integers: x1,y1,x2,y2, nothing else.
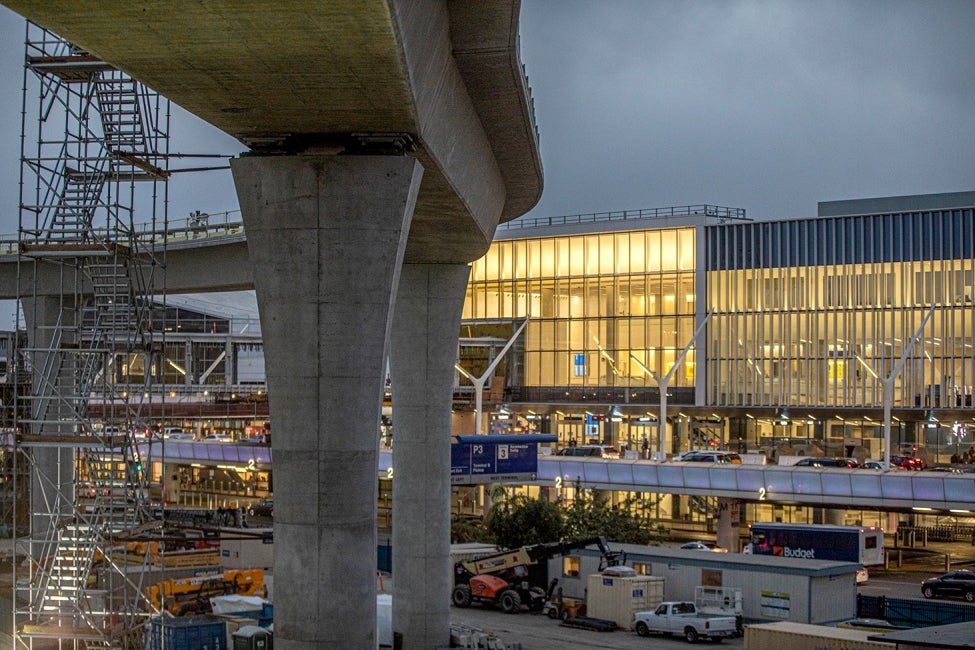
585,572,665,629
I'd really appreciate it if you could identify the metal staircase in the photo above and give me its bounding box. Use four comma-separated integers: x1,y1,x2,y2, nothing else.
47,159,107,242
95,73,149,157
15,23,170,649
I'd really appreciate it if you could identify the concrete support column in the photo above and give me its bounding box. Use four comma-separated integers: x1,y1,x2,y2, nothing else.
715,498,741,552
389,262,470,650
225,336,234,387
824,509,846,526
886,511,899,537
184,340,193,385
232,155,422,649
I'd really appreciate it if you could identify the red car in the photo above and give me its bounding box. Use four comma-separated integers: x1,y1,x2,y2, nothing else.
890,455,923,470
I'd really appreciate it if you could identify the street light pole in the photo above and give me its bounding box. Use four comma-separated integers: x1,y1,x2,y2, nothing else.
883,304,937,466
454,316,530,436
856,304,936,467
630,309,713,458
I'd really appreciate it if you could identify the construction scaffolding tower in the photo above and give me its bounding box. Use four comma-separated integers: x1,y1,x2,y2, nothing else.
13,22,170,649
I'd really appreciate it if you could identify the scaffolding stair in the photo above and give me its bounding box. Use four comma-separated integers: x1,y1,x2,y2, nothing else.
20,437,152,644
95,73,148,155
45,160,107,242
95,71,167,180
16,25,169,649
86,260,143,346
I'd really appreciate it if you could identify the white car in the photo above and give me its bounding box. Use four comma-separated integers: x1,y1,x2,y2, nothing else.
164,432,196,441
680,540,729,552
856,565,869,584
860,459,898,471
202,434,234,443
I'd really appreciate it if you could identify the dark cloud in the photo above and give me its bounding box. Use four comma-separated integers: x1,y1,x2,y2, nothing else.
517,0,975,220
1,1,973,233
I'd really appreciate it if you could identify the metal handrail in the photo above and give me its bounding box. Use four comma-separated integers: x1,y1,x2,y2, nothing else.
0,209,245,254
498,204,748,231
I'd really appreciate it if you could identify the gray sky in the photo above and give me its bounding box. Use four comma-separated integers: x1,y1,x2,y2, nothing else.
518,0,975,220
2,1,975,324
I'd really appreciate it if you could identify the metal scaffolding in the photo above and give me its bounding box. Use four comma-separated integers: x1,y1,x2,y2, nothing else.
13,22,170,649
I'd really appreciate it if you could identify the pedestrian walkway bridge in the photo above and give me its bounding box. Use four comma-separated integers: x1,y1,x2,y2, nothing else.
138,443,975,514
534,456,975,513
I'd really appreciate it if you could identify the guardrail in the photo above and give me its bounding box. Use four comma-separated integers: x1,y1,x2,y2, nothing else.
2,204,751,251
0,209,246,255
498,204,748,231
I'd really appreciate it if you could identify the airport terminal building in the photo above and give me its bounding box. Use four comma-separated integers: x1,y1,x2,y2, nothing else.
460,191,975,465
3,191,973,524
1,190,962,465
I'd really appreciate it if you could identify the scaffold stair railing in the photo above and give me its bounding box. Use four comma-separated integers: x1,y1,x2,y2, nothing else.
46,157,107,242
95,73,149,158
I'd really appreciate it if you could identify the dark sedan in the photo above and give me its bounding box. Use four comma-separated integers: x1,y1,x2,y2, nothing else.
921,570,975,602
792,457,858,468
247,499,274,518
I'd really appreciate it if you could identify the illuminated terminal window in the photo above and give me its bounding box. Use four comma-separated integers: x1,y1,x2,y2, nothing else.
465,226,699,390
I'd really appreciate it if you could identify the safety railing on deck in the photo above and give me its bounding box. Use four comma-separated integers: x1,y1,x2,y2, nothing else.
0,209,245,254
498,204,748,231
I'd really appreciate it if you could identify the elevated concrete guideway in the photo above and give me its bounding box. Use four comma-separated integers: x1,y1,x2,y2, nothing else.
2,2,542,648
3,0,542,262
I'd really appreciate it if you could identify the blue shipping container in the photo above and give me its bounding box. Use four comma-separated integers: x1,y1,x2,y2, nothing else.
149,615,227,650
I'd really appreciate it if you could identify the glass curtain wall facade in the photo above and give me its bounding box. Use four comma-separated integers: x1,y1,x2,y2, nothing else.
707,209,975,459
462,223,700,449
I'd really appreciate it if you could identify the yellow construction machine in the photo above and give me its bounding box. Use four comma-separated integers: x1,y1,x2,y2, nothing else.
145,568,265,616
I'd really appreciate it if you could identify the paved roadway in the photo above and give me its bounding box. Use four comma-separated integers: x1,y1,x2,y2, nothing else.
444,569,913,650
449,606,742,650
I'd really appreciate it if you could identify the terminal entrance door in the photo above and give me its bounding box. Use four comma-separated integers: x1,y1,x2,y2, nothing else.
557,420,585,448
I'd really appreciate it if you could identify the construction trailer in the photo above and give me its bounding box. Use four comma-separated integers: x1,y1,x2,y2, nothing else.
549,543,860,626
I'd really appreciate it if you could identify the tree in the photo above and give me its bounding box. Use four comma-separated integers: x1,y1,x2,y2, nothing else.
562,483,659,545
451,515,490,544
486,494,564,549
481,481,667,549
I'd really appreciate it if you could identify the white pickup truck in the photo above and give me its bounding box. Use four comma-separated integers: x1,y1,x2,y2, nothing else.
633,601,738,643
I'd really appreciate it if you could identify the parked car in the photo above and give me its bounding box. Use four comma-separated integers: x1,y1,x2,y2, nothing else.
134,427,157,440
890,454,923,470
792,457,858,468
675,450,742,464
633,601,738,643
76,482,108,499
556,445,620,458
680,540,728,553
247,499,274,518
921,570,975,602
860,459,900,471
202,433,234,443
